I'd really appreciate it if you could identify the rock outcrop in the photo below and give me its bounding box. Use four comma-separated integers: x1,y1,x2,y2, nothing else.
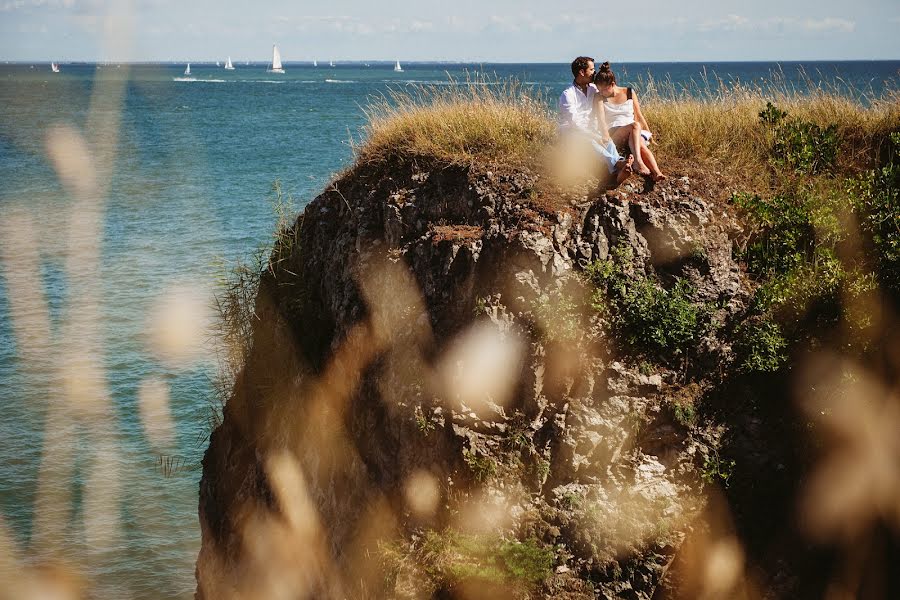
196,158,758,599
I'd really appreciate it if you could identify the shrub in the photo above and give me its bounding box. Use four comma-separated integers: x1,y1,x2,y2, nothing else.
730,108,887,361
415,404,435,434
733,317,788,373
532,289,584,343
701,450,736,488
421,530,554,587
500,538,555,582
853,131,900,293
734,172,878,349
586,246,714,364
463,448,497,482
673,401,697,427
760,102,839,175
733,181,847,275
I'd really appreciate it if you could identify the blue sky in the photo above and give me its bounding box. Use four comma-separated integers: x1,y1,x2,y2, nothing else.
1,0,899,62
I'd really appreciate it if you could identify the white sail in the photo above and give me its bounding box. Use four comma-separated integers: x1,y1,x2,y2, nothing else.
394,60,403,72
269,45,285,73
313,59,318,67
184,63,191,75
329,60,334,67
51,62,60,73
216,60,220,67
224,56,234,70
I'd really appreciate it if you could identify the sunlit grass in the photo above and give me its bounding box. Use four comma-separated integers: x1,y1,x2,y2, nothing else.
356,74,556,165
639,70,900,184
355,70,900,194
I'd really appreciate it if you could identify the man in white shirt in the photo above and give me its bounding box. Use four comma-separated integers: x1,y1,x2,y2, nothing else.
558,56,631,184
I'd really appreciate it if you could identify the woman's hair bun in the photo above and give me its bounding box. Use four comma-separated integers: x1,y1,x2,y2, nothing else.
599,61,611,71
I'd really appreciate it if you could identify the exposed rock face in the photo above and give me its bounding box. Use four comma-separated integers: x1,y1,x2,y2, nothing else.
196,159,755,599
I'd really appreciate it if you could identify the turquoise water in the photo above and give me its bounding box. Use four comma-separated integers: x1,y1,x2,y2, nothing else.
1,61,898,598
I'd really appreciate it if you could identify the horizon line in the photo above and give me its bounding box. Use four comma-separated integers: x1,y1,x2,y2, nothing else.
3,58,900,64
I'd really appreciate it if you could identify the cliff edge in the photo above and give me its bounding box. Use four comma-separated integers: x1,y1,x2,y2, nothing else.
194,153,774,598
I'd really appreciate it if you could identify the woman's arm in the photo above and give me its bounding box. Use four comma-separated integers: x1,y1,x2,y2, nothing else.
632,92,651,135
593,96,611,143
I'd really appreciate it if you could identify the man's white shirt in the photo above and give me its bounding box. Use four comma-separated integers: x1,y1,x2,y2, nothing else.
557,81,621,173
558,82,599,135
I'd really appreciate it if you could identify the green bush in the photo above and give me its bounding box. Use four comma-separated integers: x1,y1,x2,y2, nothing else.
729,110,886,366
701,450,736,488
500,539,555,582
673,401,697,427
421,530,554,587
532,290,584,343
733,317,788,373
853,131,900,293
462,448,497,482
733,163,862,346
586,246,714,364
760,102,839,175
732,184,845,279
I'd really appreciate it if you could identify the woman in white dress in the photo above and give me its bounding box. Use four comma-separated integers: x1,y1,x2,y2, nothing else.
593,62,666,181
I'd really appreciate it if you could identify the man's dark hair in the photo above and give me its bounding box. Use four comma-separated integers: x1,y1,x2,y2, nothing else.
571,56,594,78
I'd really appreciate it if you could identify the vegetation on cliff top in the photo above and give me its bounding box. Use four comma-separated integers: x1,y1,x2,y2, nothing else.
357,75,556,165
356,73,899,190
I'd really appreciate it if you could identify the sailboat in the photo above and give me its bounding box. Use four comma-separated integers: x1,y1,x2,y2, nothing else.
268,44,285,73
184,63,191,75
313,59,318,67
394,60,403,72
51,62,60,73
216,60,220,67
224,56,234,70
329,60,334,68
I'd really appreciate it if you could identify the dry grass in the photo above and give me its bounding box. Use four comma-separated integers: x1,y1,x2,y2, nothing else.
356,73,556,165
431,224,484,245
637,71,900,190
355,71,899,196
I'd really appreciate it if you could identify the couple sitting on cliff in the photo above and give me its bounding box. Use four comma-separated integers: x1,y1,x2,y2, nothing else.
558,56,666,187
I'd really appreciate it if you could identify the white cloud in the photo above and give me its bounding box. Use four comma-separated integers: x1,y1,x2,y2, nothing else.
408,20,434,33
488,15,520,33
802,17,854,33
697,14,750,33
675,14,856,36
1,0,105,13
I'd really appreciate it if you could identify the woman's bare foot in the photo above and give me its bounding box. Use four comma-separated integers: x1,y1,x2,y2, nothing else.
636,161,651,176
615,155,634,185
652,172,667,182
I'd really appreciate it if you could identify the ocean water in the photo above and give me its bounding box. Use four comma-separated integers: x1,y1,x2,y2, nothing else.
0,60,898,598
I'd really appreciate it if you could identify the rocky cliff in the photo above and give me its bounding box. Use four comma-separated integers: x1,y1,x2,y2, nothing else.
194,157,818,599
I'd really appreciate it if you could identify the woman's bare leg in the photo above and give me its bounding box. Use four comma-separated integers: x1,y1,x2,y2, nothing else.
609,126,630,148
628,123,650,175
610,125,650,175
639,143,666,181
